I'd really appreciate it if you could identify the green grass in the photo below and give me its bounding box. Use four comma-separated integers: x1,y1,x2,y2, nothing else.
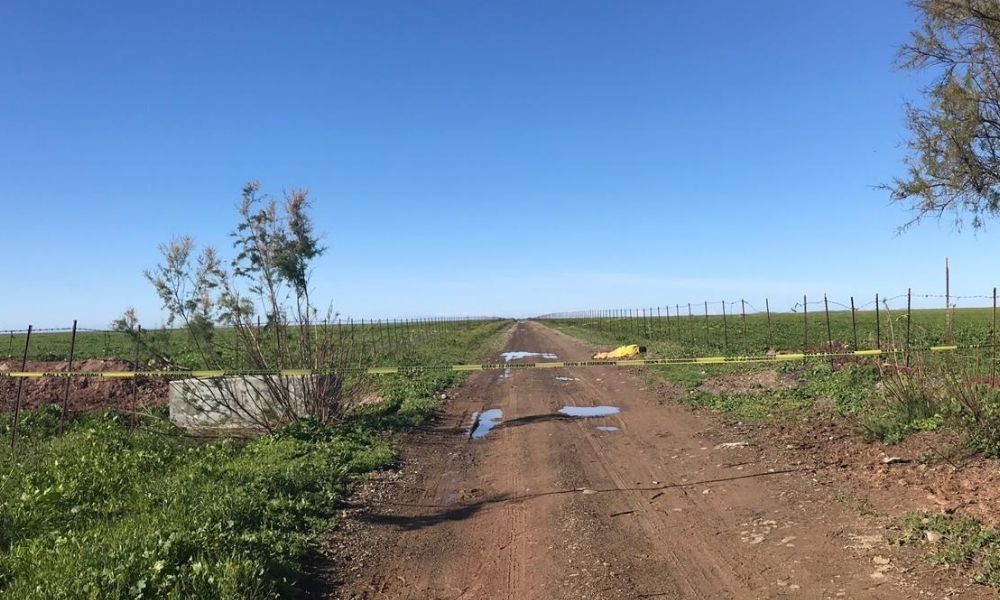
545,306,997,358
544,313,1000,440
1,319,509,369
0,320,512,599
895,512,1000,589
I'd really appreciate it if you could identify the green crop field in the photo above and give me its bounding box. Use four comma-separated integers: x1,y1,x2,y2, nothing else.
543,306,997,357
0,320,512,599
543,306,1000,451
1,318,507,370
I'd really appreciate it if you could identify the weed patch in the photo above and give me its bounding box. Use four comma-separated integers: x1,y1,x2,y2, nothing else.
0,321,510,598
895,512,1000,589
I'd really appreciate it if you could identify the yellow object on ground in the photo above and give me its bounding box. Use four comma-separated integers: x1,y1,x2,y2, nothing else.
592,344,642,360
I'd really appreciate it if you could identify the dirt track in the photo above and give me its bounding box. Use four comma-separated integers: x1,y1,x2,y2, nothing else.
329,321,989,599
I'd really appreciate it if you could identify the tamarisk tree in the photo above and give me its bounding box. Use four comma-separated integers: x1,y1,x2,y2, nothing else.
122,182,353,429
888,0,1000,229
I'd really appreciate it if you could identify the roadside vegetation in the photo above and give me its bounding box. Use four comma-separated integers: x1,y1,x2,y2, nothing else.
0,319,509,599
894,512,1000,589
0,184,511,598
546,308,999,448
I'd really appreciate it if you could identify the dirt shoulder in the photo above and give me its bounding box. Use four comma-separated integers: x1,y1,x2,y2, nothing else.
318,321,991,599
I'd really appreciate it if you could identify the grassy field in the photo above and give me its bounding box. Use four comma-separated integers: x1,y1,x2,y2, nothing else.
545,306,997,357
545,307,1000,444
0,320,512,599
1,318,505,369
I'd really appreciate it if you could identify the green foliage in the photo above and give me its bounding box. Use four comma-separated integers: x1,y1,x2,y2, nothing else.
546,313,1000,446
0,320,509,598
895,512,1000,589
545,306,997,358
887,0,1000,230
687,390,811,421
947,375,1000,456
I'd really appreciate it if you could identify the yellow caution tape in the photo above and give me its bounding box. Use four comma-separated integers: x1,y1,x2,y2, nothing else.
0,344,981,379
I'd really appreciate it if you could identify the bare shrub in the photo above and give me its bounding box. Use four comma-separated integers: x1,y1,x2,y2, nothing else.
119,181,359,431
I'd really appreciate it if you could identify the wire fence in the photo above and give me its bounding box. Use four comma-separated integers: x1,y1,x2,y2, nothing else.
537,288,1000,374
0,315,509,450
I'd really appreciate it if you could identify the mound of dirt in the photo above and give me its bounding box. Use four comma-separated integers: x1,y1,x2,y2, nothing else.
698,368,797,395
727,415,1000,529
0,359,167,413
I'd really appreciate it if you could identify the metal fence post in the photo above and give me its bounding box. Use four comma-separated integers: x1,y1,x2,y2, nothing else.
875,293,881,350
10,325,33,452
60,320,78,434
850,297,858,349
906,288,912,368
803,294,808,352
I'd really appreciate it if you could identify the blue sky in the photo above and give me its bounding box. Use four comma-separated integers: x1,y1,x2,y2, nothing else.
1,1,997,329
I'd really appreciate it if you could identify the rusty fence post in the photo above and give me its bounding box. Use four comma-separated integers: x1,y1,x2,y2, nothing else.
906,288,913,368
803,295,809,352
740,298,747,349
946,258,952,344
824,294,833,353
875,293,881,350
60,320,78,434
721,300,729,351
131,325,141,430
704,301,710,348
687,303,693,346
765,298,773,350
10,325,33,452
850,297,858,350
992,287,997,387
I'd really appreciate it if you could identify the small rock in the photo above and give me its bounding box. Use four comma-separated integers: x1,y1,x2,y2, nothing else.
873,556,891,566
883,456,909,465
715,441,750,450
925,530,944,544
581,489,598,495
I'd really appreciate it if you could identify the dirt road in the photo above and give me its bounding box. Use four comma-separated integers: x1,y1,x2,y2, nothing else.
329,321,988,599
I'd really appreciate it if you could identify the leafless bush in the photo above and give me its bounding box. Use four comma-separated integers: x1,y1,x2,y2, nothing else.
119,181,360,431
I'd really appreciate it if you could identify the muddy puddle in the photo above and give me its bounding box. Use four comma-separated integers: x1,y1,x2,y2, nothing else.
501,351,558,362
555,376,579,381
595,426,620,432
558,406,621,418
469,408,503,439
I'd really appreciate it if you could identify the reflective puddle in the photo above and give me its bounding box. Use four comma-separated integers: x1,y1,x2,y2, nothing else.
469,408,503,439
595,426,620,432
558,406,621,418
501,351,558,362
555,376,579,382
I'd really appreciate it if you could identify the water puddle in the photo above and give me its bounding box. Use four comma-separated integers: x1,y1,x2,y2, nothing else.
469,408,503,439
595,426,620,432
558,405,621,418
555,376,579,382
501,351,558,362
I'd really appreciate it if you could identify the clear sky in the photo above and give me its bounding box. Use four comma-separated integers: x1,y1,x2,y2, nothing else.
1,1,997,329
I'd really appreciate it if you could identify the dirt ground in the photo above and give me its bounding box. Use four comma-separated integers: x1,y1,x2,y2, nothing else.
0,359,167,413
315,321,993,599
